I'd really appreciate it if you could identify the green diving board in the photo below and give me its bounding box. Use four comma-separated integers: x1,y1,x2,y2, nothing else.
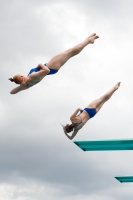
115,176,133,183
73,138,133,151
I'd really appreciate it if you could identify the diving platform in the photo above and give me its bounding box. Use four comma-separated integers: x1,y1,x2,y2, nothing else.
74,138,133,151
115,176,133,183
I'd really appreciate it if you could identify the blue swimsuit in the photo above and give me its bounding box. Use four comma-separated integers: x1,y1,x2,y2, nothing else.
73,108,96,128
72,109,96,131
84,108,97,118
28,63,58,76
27,63,58,86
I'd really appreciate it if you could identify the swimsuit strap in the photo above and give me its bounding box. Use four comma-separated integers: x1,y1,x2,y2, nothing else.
79,115,82,122
27,77,40,87
73,114,84,131
72,114,83,125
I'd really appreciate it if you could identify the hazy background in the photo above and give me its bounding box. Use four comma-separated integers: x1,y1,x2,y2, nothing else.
1,0,133,199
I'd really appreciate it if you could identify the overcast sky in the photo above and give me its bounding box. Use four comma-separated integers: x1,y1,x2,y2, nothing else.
1,0,133,199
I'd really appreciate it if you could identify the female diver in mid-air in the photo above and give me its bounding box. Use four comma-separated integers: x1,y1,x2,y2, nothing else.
62,82,121,140
9,33,99,94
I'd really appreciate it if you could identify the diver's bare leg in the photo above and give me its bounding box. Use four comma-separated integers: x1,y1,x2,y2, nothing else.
87,82,121,112
47,33,99,69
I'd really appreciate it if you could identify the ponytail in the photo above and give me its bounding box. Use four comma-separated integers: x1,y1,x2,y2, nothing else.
9,78,14,82
8,76,21,84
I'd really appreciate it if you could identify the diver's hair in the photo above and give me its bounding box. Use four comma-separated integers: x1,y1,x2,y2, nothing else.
8,76,21,84
64,123,75,133
9,78,14,82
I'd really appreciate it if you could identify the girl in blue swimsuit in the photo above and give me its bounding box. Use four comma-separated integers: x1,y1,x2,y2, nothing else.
9,33,99,94
62,82,121,140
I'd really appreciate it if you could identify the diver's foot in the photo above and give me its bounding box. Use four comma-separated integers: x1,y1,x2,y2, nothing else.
114,82,121,90
86,33,99,44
